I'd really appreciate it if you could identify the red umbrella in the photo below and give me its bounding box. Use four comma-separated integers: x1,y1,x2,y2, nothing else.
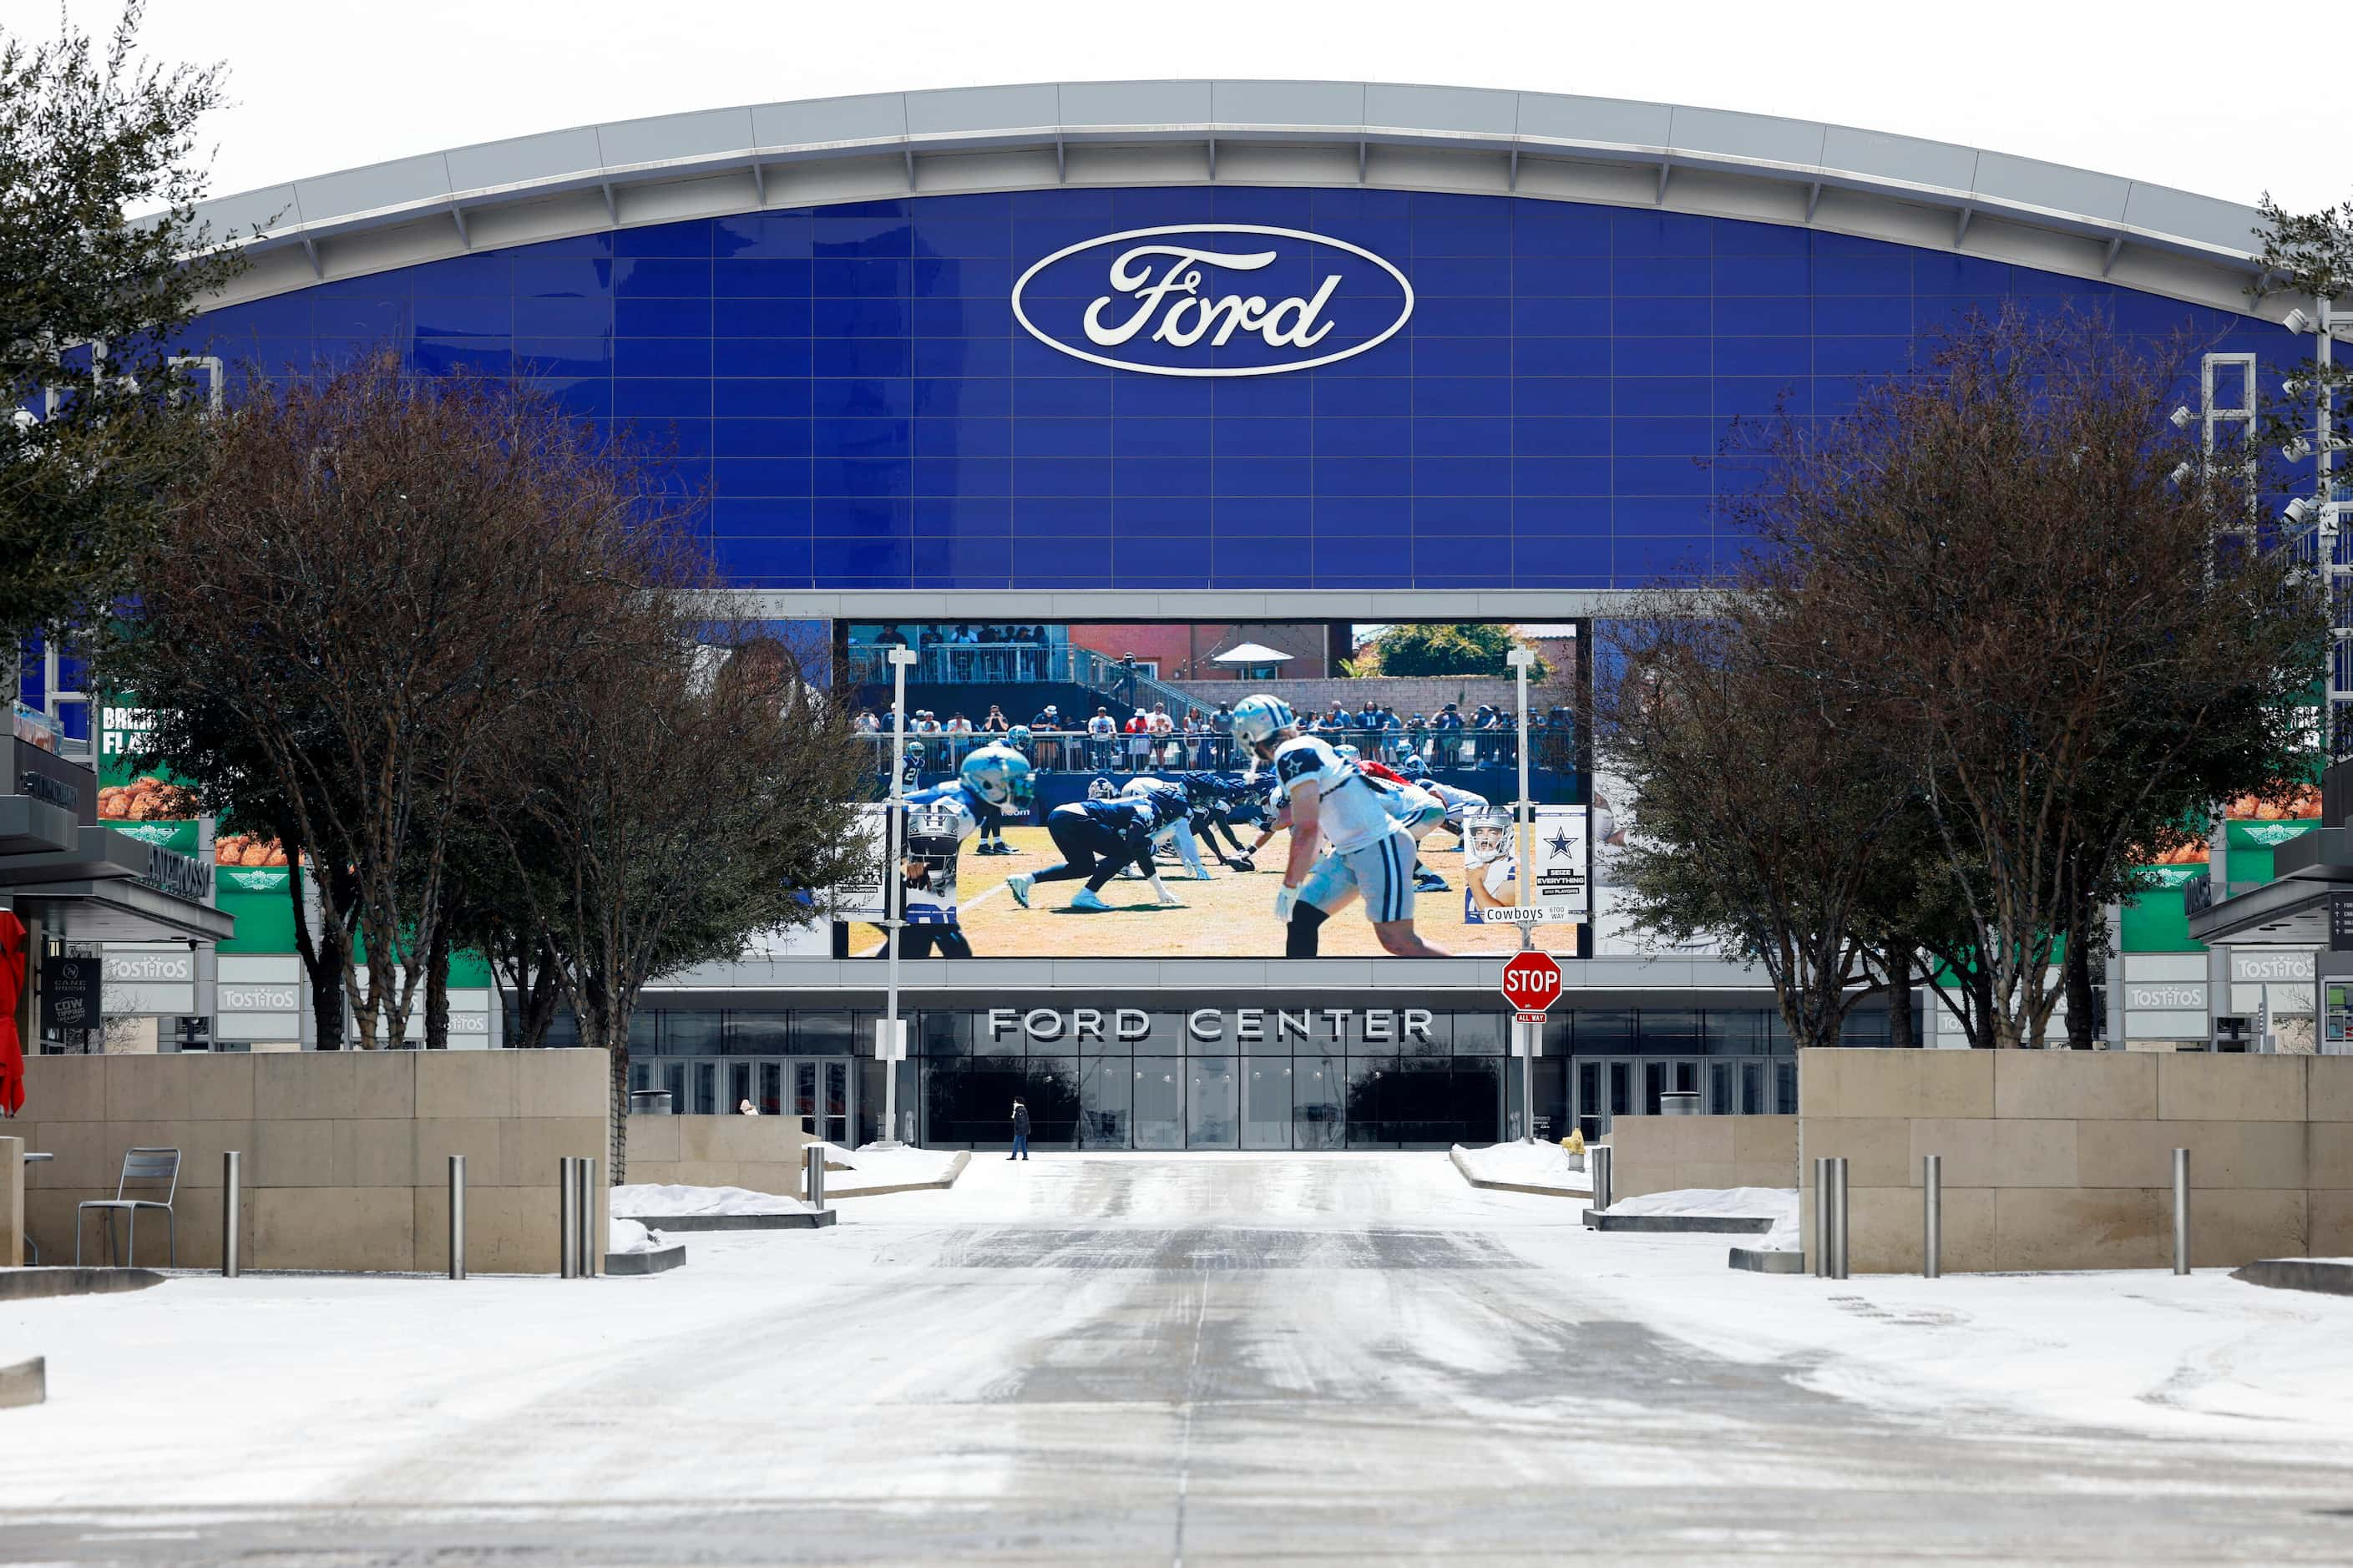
0,909,26,1116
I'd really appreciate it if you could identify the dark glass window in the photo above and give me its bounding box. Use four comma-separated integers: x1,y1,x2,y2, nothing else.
727,1012,792,1053
663,1010,724,1054
797,1012,857,1055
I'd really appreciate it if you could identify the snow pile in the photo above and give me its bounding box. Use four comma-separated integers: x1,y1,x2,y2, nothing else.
1605,1185,1799,1248
610,1182,816,1218
810,1143,964,1192
1452,1141,1591,1192
607,1216,665,1254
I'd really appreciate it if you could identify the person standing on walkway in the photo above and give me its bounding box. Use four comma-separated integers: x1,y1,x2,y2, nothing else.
1010,1098,1031,1161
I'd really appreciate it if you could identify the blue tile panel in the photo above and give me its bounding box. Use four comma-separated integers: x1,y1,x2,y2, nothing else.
189,189,2295,592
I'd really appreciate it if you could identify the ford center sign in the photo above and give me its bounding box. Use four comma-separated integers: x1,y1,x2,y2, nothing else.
1012,225,1413,377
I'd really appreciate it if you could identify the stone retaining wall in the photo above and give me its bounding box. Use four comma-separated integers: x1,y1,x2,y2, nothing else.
6,1050,608,1274
1798,1049,2353,1273
1604,1114,1797,1201
623,1113,822,1194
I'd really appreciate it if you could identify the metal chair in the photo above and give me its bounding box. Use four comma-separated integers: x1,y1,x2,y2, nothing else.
76,1147,180,1267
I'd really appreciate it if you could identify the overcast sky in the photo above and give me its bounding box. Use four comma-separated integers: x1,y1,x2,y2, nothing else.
58,0,2348,215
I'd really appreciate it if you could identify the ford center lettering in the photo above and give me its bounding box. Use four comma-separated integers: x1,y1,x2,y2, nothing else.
1012,225,1412,377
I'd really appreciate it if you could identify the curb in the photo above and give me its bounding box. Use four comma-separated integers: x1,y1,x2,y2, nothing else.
631,1209,838,1232
1728,1246,1808,1273
605,1240,689,1276
828,1150,973,1201
0,1356,43,1409
2230,1258,2353,1297
0,1267,167,1302
1582,1209,1774,1235
1447,1146,1589,1200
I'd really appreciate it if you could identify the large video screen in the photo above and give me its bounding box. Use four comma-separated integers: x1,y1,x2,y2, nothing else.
835,620,1587,960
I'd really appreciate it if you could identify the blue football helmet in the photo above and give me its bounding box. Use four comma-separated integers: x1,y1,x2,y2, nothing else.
960,745,1035,808
1004,724,1033,751
1232,693,1295,746
1399,751,1430,777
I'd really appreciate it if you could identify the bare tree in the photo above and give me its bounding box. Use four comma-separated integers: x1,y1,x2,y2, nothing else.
1597,590,1915,1050
1749,310,2322,1046
106,357,683,1046
478,608,871,1179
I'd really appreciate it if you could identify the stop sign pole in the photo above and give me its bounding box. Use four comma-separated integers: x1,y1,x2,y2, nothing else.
1501,951,1564,1143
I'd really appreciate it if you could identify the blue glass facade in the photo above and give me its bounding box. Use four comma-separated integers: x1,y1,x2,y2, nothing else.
186,186,2294,593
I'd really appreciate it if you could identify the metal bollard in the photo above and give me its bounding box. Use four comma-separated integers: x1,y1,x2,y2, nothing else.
221,1151,241,1278
2173,1147,2191,1275
1814,1156,1831,1277
448,1154,467,1281
1589,1145,1612,1212
805,1143,827,1211
1826,1156,1851,1281
1922,1154,1941,1280
575,1156,599,1279
559,1156,580,1279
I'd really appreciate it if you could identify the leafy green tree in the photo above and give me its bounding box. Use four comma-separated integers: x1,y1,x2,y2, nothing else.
1,3,242,640
1356,623,1544,680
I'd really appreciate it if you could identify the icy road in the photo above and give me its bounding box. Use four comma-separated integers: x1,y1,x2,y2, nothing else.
8,1152,2353,1564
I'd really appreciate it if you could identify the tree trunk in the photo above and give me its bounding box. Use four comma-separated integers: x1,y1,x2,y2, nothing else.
1885,940,1915,1051
2065,901,2099,1050
288,867,347,1052
424,918,451,1050
608,1044,630,1186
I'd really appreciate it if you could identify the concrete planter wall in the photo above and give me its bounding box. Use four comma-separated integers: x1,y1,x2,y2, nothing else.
1605,1115,1797,1201
6,1050,609,1273
1798,1048,2353,1273
625,1113,822,1195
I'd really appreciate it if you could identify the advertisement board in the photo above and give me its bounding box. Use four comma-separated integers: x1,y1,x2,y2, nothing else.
835,620,1586,959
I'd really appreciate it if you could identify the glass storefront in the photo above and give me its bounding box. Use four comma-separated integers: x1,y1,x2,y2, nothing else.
598,999,1849,1150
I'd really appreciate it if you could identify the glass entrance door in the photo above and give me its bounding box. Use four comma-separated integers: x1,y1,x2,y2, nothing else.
791,1059,853,1146
1187,1057,1238,1148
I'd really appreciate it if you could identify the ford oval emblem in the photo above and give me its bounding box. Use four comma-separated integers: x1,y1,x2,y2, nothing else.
1011,225,1414,378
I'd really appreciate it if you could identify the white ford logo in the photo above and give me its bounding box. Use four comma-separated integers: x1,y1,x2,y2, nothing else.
1011,225,1414,378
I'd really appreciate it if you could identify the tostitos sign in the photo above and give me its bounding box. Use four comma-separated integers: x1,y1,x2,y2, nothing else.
1012,225,1413,377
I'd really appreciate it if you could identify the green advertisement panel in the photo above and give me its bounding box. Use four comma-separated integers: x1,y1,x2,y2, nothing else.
2120,864,2204,954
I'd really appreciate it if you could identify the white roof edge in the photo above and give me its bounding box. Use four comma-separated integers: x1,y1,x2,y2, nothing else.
191,78,2269,273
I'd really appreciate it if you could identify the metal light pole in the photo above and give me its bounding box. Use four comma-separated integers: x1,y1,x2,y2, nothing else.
2282,297,2345,754
878,644,919,1149
1506,645,1537,1138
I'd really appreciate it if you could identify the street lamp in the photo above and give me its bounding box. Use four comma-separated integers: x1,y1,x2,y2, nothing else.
2278,296,2349,754
878,644,919,1147
1505,645,1538,1141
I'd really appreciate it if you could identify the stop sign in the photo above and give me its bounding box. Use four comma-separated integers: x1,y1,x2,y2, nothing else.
1500,951,1563,1013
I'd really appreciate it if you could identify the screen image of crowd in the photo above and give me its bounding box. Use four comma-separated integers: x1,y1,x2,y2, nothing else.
836,621,1589,961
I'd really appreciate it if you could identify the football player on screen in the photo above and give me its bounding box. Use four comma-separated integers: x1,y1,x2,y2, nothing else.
1336,745,1452,893
1232,695,1449,959
971,726,1035,854
1004,789,1188,913
1398,751,1493,852
884,744,1035,958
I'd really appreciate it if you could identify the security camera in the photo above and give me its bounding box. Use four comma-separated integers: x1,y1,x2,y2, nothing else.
2283,308,2314,336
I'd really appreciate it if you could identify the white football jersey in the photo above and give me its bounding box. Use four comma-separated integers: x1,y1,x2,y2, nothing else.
1271,735,1391,852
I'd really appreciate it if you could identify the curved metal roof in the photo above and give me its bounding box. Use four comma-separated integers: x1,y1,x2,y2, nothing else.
198,79,2276,316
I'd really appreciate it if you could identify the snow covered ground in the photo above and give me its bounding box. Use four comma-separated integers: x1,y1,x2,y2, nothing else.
5,1151,2353,1563
1451,1139,1591,1191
